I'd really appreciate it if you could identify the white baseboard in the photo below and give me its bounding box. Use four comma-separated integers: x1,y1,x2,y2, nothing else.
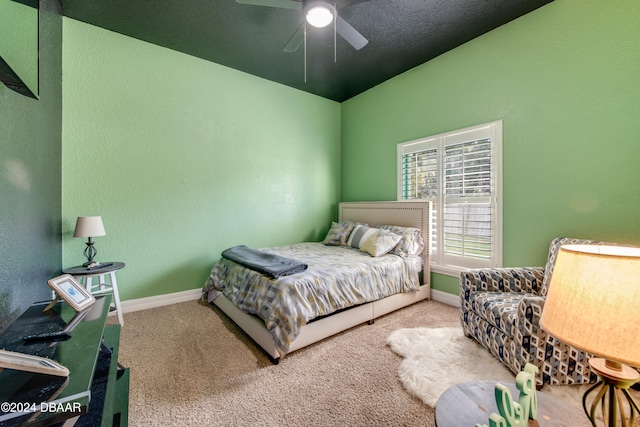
120,288,202,314
431,289,460,307
119,287,459,315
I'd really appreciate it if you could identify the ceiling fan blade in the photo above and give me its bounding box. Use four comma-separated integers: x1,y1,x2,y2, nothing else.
235,0,301,10
283,24,304,52
336,16,368,50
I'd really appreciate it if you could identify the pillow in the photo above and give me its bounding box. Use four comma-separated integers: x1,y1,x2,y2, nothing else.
322,221,358,246
360,229,403,257
377,225,425,256
347,224,377,249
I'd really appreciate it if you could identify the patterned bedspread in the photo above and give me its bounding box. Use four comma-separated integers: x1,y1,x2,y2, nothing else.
202,242,421,357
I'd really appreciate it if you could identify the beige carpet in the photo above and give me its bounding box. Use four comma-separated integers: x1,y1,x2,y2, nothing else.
115,299,639,426
116,298,460,426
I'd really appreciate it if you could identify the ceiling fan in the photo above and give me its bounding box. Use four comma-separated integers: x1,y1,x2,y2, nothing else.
235,0,369,53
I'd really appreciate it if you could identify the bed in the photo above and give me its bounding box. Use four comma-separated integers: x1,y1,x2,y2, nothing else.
202,201,431,362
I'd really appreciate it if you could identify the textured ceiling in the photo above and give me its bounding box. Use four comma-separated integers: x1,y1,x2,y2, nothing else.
59,0,553,102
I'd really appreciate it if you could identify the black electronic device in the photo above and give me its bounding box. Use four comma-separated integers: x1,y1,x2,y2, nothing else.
23,331,71,343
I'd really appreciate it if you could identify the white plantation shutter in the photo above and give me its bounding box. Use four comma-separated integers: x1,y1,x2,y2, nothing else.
401,148,438,199
442,138,492,265
398,121,502,274
399,141,439,258
443,202,491,261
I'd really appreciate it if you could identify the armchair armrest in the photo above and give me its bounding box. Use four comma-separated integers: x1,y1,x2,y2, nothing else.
460,267,545,297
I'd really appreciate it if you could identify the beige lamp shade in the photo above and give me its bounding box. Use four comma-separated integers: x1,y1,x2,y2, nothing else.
73,216,106,238
540,244,640,368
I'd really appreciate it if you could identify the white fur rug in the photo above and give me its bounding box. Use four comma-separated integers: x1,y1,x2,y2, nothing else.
387,327,516,406
386,326,601,410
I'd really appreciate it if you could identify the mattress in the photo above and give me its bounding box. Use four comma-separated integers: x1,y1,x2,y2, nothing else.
203,242,421,357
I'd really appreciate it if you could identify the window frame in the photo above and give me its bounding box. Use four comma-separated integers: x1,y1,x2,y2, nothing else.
397,120,503,276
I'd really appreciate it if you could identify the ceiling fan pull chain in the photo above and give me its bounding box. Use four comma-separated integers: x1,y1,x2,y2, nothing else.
304,20,307,83
333,2,337,63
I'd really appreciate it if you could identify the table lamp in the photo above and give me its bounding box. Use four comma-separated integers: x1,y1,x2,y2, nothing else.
540,244,640,427
73,216,106,267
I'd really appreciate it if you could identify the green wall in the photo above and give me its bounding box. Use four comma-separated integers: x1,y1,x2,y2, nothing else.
341,0,640,295
61,20,341,301
0,0,62,331
4,0,637,322
59,0,640,302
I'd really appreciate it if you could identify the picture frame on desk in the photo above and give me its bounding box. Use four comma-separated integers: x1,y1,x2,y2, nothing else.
47,274,95,312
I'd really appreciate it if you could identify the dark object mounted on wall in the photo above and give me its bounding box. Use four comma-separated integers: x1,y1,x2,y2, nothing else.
0,0,39,99
0,55,37,98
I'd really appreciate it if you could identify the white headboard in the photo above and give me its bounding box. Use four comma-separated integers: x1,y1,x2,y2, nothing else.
338,201,431,278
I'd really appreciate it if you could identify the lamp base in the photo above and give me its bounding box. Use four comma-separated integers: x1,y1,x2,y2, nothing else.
583,358,640,427
83,237,98,267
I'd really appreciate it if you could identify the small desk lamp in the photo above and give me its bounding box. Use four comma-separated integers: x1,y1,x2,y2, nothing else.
540,244,640,427
73,216,106,267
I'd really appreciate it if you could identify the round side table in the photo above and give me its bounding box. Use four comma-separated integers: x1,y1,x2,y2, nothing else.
63,262,125,325
435,380,589,426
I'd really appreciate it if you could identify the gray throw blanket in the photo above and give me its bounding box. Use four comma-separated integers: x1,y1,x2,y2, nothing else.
221,245,308,279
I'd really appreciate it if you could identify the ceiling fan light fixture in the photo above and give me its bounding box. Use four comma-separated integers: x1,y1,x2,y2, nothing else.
305,3,334,28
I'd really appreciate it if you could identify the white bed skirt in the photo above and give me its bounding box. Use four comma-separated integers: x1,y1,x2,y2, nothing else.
211,284,430,361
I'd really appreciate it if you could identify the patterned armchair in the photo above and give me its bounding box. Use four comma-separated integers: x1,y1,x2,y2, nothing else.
460,237,602,386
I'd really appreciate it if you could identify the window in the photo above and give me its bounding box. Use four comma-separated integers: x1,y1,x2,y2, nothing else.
397,121,502,276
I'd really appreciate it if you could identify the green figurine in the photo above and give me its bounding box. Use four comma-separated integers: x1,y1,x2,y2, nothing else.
477,363,539,427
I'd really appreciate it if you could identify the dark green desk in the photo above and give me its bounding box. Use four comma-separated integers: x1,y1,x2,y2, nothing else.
0,296,129,426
